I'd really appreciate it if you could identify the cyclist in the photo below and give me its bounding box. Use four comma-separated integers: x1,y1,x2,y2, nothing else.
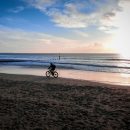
48,63,56,75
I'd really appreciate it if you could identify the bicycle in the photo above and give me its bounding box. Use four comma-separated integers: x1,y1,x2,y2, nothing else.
45,70,58,78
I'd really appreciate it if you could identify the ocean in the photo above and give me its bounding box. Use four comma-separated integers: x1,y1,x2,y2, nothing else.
0,53,130,74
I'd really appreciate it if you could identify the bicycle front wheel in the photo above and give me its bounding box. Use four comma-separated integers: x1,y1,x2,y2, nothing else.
53,71,58,78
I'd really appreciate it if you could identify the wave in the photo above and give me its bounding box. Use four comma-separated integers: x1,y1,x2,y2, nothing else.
54,56,130,61
0,59,27,62
0,58,130,74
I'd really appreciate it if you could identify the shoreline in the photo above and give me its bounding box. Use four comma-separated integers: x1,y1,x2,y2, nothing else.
0,73,130,90
0,73,130,130
0,65,130,86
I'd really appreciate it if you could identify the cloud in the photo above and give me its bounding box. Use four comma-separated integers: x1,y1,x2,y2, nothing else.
24,0,129,31
9,6,25,13
98,26,118,34
26,0,55,11
0,25,110,53
73,30,89,38
0,25,83,53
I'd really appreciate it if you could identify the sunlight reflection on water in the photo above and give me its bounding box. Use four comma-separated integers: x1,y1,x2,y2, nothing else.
0,65,130,86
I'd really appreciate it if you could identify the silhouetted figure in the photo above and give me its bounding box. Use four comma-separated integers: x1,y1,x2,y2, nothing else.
59,53,60,60
48,63,56,75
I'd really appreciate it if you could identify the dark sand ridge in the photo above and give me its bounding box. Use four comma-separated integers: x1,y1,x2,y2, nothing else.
0,73,130,130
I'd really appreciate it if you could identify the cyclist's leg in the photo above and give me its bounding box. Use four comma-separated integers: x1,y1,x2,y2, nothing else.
50,69,54,75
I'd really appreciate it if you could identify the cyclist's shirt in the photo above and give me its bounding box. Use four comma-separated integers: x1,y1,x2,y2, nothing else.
49,64,56,71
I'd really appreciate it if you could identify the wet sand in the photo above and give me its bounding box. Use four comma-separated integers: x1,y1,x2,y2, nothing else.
1,65,130,85
0,73,130,130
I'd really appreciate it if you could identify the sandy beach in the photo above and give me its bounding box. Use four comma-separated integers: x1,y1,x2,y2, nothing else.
0,73,130,130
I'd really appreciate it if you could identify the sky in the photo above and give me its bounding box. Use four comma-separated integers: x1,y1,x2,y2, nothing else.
0,0,130,53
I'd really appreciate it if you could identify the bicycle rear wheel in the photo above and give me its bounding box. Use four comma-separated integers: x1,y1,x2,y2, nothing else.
46,71,51,77
53,71,58,78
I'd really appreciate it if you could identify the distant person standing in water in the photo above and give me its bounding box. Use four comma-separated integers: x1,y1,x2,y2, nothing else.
59,53,60,60
48,63,56,75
